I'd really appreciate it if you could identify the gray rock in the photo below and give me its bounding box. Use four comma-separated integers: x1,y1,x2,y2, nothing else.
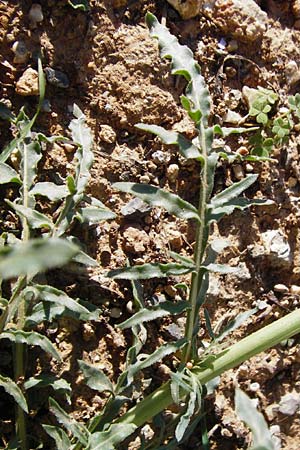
44,67,70,89
278,392,300,416
121,197,151,218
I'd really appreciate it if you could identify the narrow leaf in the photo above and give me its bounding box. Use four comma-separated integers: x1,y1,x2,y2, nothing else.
235,388,275,450
29,182,68,201
208,198,273,223
0,163,21,184
88,424,137,450
24,375,71,402
169,251,195,267
108,262,194,280
216,308,257,343
78,360,114,393
213,124,259,137
0,238,79,279
113,182,200,221
1,330,61,361
136,123,202,160
29,285,91,315
49,397,89,446
146,12,210,125
175,390,197,442
0,374,28,413
203,263,242,274
42,425,71,450
118,301,189,329
77,206,116,224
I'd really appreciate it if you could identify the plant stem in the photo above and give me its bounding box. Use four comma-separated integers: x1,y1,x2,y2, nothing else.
183,123,209,363
117,309,300,428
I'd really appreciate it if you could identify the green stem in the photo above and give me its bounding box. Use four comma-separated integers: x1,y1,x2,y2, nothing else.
117,309,300,428
183,123,209,363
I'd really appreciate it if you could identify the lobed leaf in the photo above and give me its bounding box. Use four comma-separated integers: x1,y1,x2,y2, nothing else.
235,388,275,450
146,12,210,126
136,123,202,160
108,262,194,280
114,182,200,221
0,163,21,184
49,397,89,446
78,360,114,394
0,238,79,279
118,301,189,329
88,424,137,450
0,374,28,413
1,330,61,360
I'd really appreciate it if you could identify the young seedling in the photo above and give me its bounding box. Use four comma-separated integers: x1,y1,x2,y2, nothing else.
103,13,300,447
0,62,115,449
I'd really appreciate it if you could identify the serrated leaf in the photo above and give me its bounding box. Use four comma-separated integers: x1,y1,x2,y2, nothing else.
108,262,194,280
29,182,68,201
88,424,137,450
118,301,189,329
1,330,61,361
0,374,28,413
78,360,114,393
235,388,275,450
0,163,21,184
6,201,54,230
0,238,79,279
49,397,89,446
42,425,71,450
136,123,202,160
210,174,258,208
127,338,187,383
113,182,200,221
146,13,210,125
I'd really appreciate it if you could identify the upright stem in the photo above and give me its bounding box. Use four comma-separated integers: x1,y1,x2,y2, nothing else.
183,123,209,363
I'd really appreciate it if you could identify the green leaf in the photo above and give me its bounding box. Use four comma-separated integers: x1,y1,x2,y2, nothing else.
0,374,28,413
0,163,21,184
127,338,187,383
77,206,116,224
203,263,242,274
118,301,189,329
108,262,194,280
208,197,272,223
210,174,258,208
0,238,79,279
21,140,42,193
1,330,61,361
136,123,202,160
49,397,89,446
78,360,114,393
169,251,195,267
213,124,259,137
29,182,68,201
235,388,275,450
28,284,91,315
68,0,89,11
24,375,72,403
88,424,137,450
113,182,200,221
6,201,54,230
42,425,71,450
145,12,210,126
216,308,257,343
175,389,197,442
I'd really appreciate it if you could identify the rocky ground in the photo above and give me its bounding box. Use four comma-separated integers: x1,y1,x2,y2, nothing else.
1,0,300,449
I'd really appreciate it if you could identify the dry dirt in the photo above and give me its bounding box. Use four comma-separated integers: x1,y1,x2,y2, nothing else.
1,0,300,449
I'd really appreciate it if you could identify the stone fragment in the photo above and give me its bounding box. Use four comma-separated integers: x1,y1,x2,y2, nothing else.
28,4,43,28
166,0,267,42
232,164,244,180
290,285,300,295
120,197,151,218
109,307,122,319
12,41,29,64
278,392,300,416
167,163,179,182
15,68,39,96
44,67,69,89
273,284,289,294
99,124,116,144
123,226,150,253
249,230,292,268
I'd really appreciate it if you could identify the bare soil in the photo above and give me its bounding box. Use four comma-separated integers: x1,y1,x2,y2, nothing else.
1,1,300,449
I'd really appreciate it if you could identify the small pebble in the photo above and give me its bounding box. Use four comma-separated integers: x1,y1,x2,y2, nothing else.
287,177,297,188
109,307,122,319
167,163,179,182
44,67,70,89
121,197,151,218
126,301,134,314
139,174,150,183
278,392,300,415
290,285,300,295
152,150,170,165
274,284,289,294
41,99,51,112
28,4,44,28
245,163,254,172
12,41,28,64
15,68,39,96
249,382,260,392
99,124,116,144
233,164,244,180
